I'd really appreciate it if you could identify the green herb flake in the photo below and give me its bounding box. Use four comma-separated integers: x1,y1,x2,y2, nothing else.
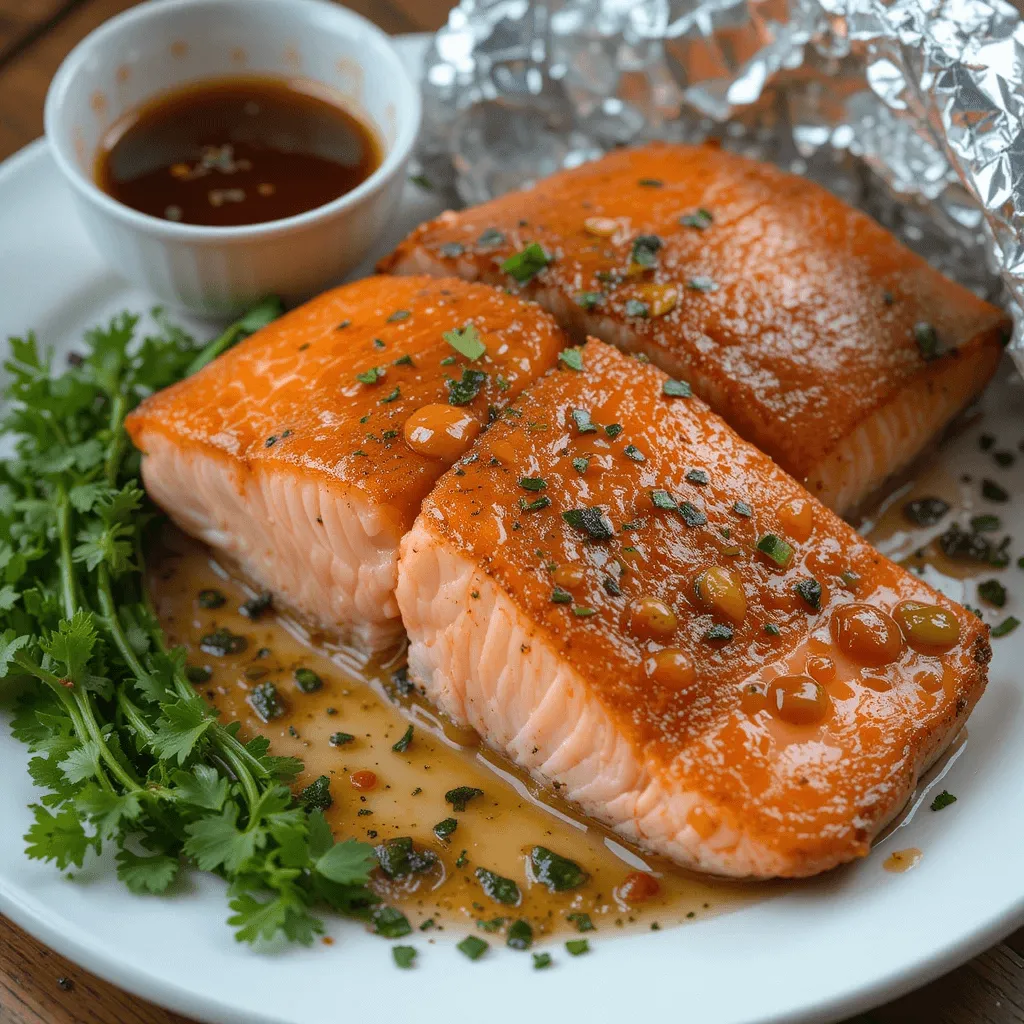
519,496,552,513
373,906,413,938
375,837,437,878
637,178,663,187
624,299,650,318
392,354,414,368
903,498,951,526
439,241,465,258
678,502,707,528
623,445,645,463
392,945,417,968
913,321,941,361
573,606,597,618
763,623,782,637
531,846,589,891
433,818,458,842
443,322,487,361
687,276,719,293
567,912,595,932
572,456,590,474
186,665,212,685
502,242,551,283
379,386,401,404
392,724,414,753
239,592,272,619
457,935,489,961
663,378,692,398
571,407,598,434
978,578,1007,608
200,627,248,657
507,919,534,950
477,227,506,249
476,866,521,905
565,939,590,957
533,952,553,969
552,587,573,605
686,468,709,486
446,368,488,406
756,534,794,568
519,477,547,491
930,790,957,812
299,775,332,812
576,291,605,310
356,366,384,385
703,624,734,643
387,309,411,323
651,489,677,510
992,616,1020,638
477,917,506,932
446,786,484,812
629,234,662,268
680,208,714,230
198,588,226,609
794,578,823,612
329,732,355,747
982,479,1009,503
562,507,615,540
972,514,1002,533
294,668,323,693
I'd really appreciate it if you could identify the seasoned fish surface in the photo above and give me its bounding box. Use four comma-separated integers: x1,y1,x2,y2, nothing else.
382,143,1009,513
125,276,565,647
396,340,990,878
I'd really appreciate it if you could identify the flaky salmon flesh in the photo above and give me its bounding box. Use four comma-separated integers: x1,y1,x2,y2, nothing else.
125,276,566,649
381,142,1010,514
397,339,989,879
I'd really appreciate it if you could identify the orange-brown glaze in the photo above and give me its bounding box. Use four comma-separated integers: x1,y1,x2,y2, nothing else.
127,276,564,526
398,340,990,877
381,143,1009,510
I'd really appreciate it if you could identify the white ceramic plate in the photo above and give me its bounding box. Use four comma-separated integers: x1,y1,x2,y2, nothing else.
3,34,1024,1024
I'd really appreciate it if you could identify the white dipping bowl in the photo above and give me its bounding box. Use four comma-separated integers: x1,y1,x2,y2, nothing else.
44,0,421,316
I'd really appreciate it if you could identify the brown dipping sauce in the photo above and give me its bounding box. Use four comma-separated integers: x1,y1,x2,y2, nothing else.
95,76,381,227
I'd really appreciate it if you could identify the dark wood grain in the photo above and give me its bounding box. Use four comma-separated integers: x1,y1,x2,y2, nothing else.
0,2,1021,1023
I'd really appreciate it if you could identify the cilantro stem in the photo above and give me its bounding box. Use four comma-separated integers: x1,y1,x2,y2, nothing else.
55,489,78,620
103,392,127,487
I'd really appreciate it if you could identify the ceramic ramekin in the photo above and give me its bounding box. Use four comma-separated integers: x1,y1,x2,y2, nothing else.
44,0,421,317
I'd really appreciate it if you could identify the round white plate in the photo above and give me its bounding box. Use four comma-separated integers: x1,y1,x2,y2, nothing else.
3,33,1024,1024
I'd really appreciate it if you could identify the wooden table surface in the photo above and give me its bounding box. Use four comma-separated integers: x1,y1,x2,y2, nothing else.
0,2,1022,1022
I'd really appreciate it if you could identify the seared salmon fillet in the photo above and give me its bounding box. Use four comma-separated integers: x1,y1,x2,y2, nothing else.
381,143,1009,514
396,340,990,878
126,276,565,648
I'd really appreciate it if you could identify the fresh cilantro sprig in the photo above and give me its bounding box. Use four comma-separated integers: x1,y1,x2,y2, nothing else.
0,306,381,945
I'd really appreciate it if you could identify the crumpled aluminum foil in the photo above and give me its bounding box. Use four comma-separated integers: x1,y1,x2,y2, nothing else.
416,0,1024,371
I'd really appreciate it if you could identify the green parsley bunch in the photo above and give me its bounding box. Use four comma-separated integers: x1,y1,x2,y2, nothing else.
0,303,390,945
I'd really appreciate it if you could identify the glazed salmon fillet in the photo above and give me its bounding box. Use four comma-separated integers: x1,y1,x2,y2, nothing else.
381,143,1009,514
396,340,990,878
125,276,565,648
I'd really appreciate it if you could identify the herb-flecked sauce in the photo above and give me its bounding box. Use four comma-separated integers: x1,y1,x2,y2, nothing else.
149,530,766,941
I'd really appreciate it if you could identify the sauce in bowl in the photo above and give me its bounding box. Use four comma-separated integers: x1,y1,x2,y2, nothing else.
95,75,381,227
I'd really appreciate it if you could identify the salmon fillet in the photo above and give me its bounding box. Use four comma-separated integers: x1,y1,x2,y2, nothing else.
381,142,1009,514
395,340,990,878
126,276,566,648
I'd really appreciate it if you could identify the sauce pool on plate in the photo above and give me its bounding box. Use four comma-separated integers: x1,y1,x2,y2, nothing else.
95,76,381,227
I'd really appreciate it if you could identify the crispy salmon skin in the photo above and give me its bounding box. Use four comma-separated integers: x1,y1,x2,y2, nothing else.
125,276,565,647
382,142,1009,513
396,340,989,878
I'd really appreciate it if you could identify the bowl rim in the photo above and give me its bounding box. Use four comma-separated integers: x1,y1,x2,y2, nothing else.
43,0,422,243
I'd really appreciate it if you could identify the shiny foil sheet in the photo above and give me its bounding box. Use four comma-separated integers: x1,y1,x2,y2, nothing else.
416,0,1024,371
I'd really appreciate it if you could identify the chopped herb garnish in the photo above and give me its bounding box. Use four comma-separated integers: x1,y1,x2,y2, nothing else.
373,338,386,349
687,276,718,293
678,502,707,528
565,939,590,956
239,592,272,619
507,919,534,950
562,507,615,540
576,291,605,310
392,354,414,367
604,423,623,439
756,534,794,568
373,906,413,938
356,366,384,384
552,587,573,604
567,912,595,932
992,616,1020,638
763,623,781,637
439,241,465,257
264,435,278,447
519,496,551,513
477,917,506,932
994,450,1015,467
198,588,226,609
337,319,351,330
379,386,401,404
978,578,1007,608
477,227,505,249
433,818,458,842
573,606,597,618
930,790,957,812
663,378,692,398
533,952,553,969
375,836,437,878
446,786,484,812
476,867,522,905
572,456,590,474
299,775,332,811
651,489,677,510
185,665,212,685
392,945,417,969
200,627,247,657
623,444,645,463
686,469,709,486
455,850,468,868
624,299,650,318
519,477,547,491
913,321,941,360
732,500,753,517
443,322,486,361
629,234,662,268
457,935,489,960
502,242,550,283
409,173,433,190
531,846,589,891
794,578,823,611
602,576,621,596
294,667,323,693
387,309,411,323
637,178,663,187
982,479,1009,503
571,407,597,434
703,624,734,643
329,732,355,747
903,497,950,526
392,724,414,753
446,368,488,405
680,208,713,230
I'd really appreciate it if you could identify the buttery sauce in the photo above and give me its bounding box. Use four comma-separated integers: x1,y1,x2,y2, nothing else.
96,76,381,227
148,529,765,941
